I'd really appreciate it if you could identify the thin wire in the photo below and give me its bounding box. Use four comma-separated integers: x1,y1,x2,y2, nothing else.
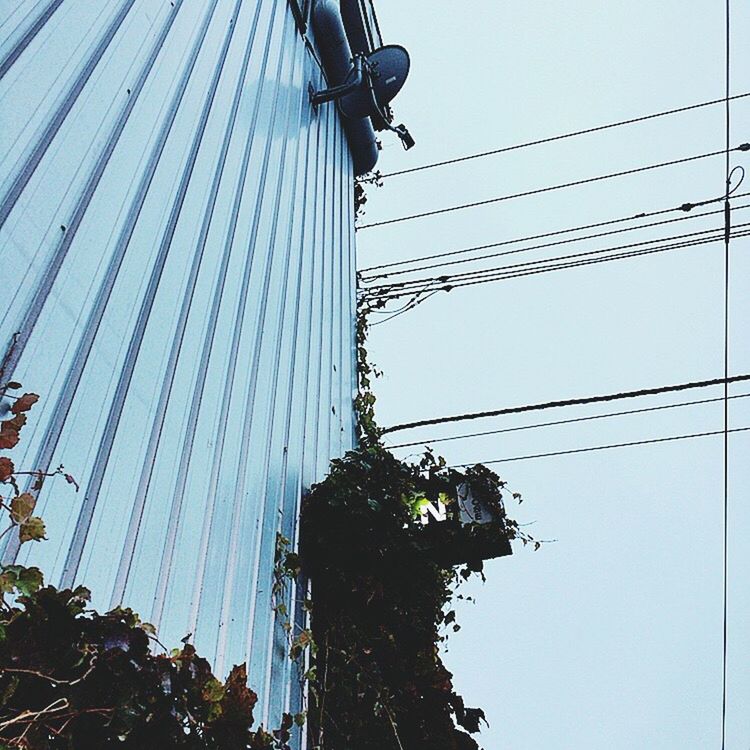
365,226,750,302
361,204,750,281
432,230,750,296
721,2,731,747
360,197,750,278
368,294,422,314
367,228,750,303
367,225,734,294
386,393,750,449
358,93,750,181
357,146,749,230
447,426,750,467
380,374,750,435
369,291,439,326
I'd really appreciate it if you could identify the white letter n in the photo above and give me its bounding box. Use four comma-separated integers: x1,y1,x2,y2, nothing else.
420,499,447,525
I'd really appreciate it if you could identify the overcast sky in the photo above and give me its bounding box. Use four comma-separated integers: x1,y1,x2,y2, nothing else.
357,2,749,748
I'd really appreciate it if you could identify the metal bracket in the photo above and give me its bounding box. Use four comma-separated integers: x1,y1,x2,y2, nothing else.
309,54,365,108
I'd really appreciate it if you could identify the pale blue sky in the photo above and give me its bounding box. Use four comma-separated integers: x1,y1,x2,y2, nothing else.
358,2,749,748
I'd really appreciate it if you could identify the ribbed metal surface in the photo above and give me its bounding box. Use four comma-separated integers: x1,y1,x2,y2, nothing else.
0,0,356,730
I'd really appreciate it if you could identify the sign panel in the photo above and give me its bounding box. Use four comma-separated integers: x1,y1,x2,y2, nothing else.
456,483,494,526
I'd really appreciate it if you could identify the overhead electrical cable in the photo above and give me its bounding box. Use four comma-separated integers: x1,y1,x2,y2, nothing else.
364,223,747,294
369,290,440,326
365,227,750,301
357,92,750,181
386,392,750,449
360,195,750,277
447,426,750,467
357,144,750,230
721,1,732,747
380,374,750,435
360,203,750,280
364,226,750,303
431,230,750,295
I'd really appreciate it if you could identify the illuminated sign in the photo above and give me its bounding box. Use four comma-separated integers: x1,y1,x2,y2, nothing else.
415,484,496,527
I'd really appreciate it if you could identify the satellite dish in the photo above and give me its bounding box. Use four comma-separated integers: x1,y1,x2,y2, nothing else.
339,45,410,119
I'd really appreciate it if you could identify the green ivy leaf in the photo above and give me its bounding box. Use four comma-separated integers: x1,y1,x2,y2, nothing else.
139,621,157,635
15,566,43,595
0,568,17,594
202,676,225,704
0,564,43,595
18,515,46,543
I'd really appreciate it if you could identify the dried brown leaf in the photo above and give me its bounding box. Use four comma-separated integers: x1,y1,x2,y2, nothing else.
0,456,14,482
10,393,39,414
10,492,35,523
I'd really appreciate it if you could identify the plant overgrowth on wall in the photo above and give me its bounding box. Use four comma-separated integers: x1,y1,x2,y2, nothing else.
0,185,543,748
0,379,295,749
353,173,382,221
293,301,543,749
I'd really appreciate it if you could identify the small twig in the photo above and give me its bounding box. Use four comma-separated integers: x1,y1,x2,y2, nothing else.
318,636,330,740
0,697,69,731
11,471,57,478
2,657,97,687
146,632,169,654
382,703,406,750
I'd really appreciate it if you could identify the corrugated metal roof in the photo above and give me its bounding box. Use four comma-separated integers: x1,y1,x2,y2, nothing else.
0,0,357,731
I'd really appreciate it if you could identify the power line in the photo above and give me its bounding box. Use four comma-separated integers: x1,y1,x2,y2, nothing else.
364,234,750,309
448,426,750,467
380,374,750,435
360,203,750,281
360,196,750,277
364,226,750,303
721,2,732,747
369,290,440,326
386,393,750,449
364,223,744,294
431,230,750,297
357,145,750,230
357,92,750,181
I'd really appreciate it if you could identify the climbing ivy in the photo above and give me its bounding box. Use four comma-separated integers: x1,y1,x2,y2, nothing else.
353,298,383,446
353,173,382,221
0,583,296,749
0,382,297,749
299,445,530,750
0,229,543,749
298,302,543,749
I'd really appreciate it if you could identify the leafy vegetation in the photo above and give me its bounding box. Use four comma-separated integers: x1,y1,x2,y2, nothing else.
0,584,295,749
293,303,540,749
0,381,293,749
0,250,542,749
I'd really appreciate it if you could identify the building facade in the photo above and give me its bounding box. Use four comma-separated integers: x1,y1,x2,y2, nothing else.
1,0,394,735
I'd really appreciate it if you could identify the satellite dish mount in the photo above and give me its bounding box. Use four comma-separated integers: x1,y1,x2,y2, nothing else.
310,46,414,151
